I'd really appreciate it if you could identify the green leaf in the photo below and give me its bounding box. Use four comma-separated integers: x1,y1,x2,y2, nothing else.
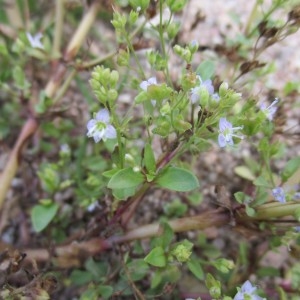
196,60,215,80
156,167,199,192
125,259,149,281
113,186,136,200
82,156,107,171
135,91,148,104
245,205,256,217
144,246,166,267
281,157,300,182
187,258,204,280
31,202,59,232
85,258,108,278
234,165,255,181
150,270,163,289
144,143,156,174
98,285,113,299
107,167,144,189
257,266,280,277
163,198,187,217
159,221,174,249
253,175,271,188
70,270,94,286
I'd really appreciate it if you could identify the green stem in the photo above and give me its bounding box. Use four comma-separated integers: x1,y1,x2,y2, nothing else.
254,202,300,219
52,0,64,58
125,34,145,79
158,0,172,86
244,0,259,36
53,69,77,104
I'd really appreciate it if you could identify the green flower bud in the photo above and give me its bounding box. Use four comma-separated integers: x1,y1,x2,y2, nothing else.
188,40,199,54
213,258,235,273
107,89,118,102
160,102,171,116
91,66,102,81
111,12,127,30
182,49,192,63
171,244,192,262
129,0,150,11
129,10,139,25
110,70,119,86
173,44,184,56
166,0,188,12
199,86,209,107
117,48,130,66
219,82,229,97
209,286,221,298
167,22,180,40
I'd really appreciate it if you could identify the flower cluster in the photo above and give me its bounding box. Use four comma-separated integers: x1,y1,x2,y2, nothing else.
86,109,116,143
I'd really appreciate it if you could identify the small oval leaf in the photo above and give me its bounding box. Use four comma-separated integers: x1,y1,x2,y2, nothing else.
31,202,59,232
144,246,166,267
156,167,199,192
107,168,144,189
144,143,156,173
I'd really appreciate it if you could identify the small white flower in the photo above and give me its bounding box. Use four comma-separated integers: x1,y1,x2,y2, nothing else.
26,32,44,49
218,117,244,148
259,98,279,121
234,281,264,300
86,109,116,143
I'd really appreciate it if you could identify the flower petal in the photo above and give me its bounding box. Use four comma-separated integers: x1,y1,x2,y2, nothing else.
148,77,157,85
95,109,110,123
86,119,96,130
202,79,214,95
140,80,148,91
93,129,105,143
219,117,232,131
218,134,227,147
105,125,117,139
241,280,256,293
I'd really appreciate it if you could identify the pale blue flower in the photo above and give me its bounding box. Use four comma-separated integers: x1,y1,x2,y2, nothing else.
218,117,244,148
234,281,264,300
26,32,44,49
259,98,278,121
87,109,116,143
190,76,214,104
272,187,286,203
